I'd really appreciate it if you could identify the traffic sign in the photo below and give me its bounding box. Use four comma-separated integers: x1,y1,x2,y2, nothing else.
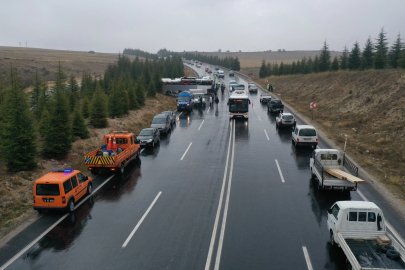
310,102,316,108
265,79,268,83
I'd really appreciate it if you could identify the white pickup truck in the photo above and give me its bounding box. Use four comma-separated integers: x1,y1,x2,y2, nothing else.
310,149,365,192
328,201,405,270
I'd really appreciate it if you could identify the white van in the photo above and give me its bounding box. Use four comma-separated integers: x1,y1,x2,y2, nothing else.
292,125,318,148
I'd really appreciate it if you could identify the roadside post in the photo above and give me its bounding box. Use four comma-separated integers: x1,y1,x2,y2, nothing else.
343,137,348,160
310,102,316,120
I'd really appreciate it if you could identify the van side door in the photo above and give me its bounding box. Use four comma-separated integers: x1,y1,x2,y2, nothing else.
70,176,81,201
76,173,88,199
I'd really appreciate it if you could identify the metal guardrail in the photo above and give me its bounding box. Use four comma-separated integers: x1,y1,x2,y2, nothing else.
343,155,359,177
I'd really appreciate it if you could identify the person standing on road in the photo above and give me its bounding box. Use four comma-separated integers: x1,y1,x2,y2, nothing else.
215,96,219,107
267,84,270,91
209,96,213,106
270,84,274,92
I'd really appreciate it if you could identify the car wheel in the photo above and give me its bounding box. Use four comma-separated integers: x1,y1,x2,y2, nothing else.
87,183,92,195
68,199,75,213
152,141,155,148
330,231,336,247
120,163,125,174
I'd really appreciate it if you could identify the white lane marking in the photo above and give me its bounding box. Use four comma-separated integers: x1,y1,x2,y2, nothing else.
214,120,236,270
122,192,162,248
0,173,115,270
275,159,285,183
207,107,210,113
177,111,183,120
198,120,205,131
357,189,405,248
204,121,233,270
264,129,269,140
140,148,145,153
257,115,262,121
180,142,192,160
302,246,313,270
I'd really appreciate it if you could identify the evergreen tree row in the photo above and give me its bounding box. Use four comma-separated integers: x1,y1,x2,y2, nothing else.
259,28,405,78
123,48,159,60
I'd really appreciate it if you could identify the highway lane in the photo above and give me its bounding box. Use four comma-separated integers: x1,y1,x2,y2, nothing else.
1,64,405,270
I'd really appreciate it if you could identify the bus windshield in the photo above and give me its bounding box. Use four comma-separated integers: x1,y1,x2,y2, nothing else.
229,99,249,113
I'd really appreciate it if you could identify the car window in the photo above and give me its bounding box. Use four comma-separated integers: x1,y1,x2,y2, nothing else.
283,115,294,119
77,173,87,184
130,136,133,145
359,212,367,222
63,179,73,194
368,212,376,222
36,184,60,196
71,176,78,188
299,129,316,136
330,204,340,219
349,212,357,221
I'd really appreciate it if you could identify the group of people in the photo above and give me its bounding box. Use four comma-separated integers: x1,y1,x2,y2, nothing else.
267,83,274,92
209,94,219,107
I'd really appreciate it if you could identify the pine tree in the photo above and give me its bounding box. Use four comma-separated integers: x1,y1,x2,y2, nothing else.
306,57,313,73
135,76,146,106
72,109,89,139
89,82,108,128
153,70,163,95
233,57,241,71
259,59,268,78
67,75,79,112
362,37,374,69
319,41,331,72
147,81,156,98
128,81,139,110
29,70,47,119
278,62,285,75
1,67,37,172
359,56,367,71
108,81,121,118
340,46,349,70
331,56,339,71
389,33,403,68
398,50,405,69
36,86,49,121
39,108,50,137
81,96,90,118
266,63,272,76
374,27,389,69
313,55,320,73
349,42,361,70
43,90,72,159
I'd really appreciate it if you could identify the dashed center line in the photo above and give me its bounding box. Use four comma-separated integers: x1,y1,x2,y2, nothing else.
122,192,162,248
302,246,313,270
180,142,192,160
257,115,262,121
275,159,285,183
264,129,269,140
198,120,205,131
207,107,210,113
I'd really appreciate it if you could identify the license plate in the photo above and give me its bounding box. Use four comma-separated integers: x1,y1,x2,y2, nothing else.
42,198,54,202
304,138,312,140
333,187,344,190
141,143,146,145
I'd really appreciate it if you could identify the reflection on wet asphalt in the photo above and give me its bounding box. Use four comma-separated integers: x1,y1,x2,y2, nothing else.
2,65,405,270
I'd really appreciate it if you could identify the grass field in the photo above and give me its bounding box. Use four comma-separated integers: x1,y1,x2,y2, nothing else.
0,46,136,87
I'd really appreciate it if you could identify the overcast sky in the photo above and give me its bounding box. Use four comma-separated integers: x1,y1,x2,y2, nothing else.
1,0,404,53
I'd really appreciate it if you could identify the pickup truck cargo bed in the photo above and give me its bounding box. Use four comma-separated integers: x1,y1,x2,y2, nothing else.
346,239,405,269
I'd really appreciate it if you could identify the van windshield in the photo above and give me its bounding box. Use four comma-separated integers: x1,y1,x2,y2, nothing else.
178,96,189,102
299,129,316,136
139,130,153,136
152,118,166,124
36,184,60,196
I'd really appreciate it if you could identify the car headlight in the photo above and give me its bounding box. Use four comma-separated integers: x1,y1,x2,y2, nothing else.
187,104,190,106
146,139,152,143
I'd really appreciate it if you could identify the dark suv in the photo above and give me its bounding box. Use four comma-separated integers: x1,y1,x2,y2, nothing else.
151,114,171,134
138,128,160,148
161,111,176,126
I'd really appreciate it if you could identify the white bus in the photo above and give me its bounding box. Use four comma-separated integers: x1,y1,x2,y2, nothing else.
227,86,250,119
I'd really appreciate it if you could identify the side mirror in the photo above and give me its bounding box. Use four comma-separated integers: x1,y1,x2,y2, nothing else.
85,176,89,180
327,209,332,214
249,100,251,104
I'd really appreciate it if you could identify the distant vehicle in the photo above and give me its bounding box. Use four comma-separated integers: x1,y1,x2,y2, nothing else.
84,131,140,174
190,89,206,107
177,91,194,111
268,99,284,113
138,128,160,148
227,90,251,119
218,70,225,78
276,112,296,128
199,62,202,65
161,111,176,126
229,80,237,91
151,114,171,134
205,67,209,72
327,201,404,270
215,67,219,70
190,62,194,65
310,148,365,191
248,82,256,89
229,70,234,76
196,64,201,68
33,169,92,213
292,125,317,148
248,85,258,92
260,93,272,102
207,70,212,74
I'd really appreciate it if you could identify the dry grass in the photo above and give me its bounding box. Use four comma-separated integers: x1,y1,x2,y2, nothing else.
184,66,197,77
255,69,405,200
0,93,176,239
0,46,139,87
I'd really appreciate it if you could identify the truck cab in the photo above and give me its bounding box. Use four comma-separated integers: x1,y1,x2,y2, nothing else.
177,91,194,111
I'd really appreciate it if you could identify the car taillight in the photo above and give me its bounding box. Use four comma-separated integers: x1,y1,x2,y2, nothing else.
280,119,283,123
111,168,116,171
297,138,300,142
62,196,66,204
294,119,296,122
316,139,318,143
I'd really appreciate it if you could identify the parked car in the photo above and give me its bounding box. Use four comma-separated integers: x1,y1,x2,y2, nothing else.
248,85,258,92
260,93,272,102
33,169,92,213
268,99,284,113
161,111,176,125
229,70,234,76
151,114,171,134
138,128,160,148
292,125,318,148
276,112,296,128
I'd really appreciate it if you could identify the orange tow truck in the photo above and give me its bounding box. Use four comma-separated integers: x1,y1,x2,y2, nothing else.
84,131,141,174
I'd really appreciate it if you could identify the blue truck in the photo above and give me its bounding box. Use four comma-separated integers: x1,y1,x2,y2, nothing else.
177,91,194,112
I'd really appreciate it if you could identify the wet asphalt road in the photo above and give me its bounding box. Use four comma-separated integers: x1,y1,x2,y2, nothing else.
1,65,405,270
